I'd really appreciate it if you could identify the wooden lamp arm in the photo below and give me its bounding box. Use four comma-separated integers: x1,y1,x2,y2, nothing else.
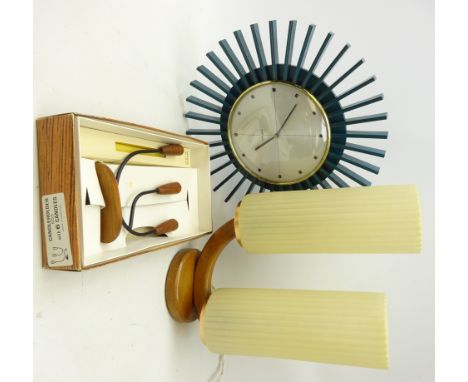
194,219,236,316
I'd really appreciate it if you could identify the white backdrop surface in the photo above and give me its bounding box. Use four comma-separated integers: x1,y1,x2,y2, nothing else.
33,0,434,381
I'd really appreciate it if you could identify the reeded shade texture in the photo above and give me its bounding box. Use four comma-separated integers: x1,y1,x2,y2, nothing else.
235,185,421,253
200,288,388,369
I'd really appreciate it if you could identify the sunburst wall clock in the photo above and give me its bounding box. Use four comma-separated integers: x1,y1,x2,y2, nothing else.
185,20,388,202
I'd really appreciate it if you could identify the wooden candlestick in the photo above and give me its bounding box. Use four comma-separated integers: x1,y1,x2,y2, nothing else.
95,162,122,243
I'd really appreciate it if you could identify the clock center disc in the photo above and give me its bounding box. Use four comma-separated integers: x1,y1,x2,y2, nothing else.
227,81,331,185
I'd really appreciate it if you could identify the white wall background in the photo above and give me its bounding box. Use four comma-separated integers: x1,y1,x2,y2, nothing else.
33,0,434,381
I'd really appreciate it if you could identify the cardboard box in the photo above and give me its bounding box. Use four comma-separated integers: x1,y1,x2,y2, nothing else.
37,113,212,271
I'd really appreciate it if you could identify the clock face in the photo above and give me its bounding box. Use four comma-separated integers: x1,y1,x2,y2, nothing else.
228,81,330,185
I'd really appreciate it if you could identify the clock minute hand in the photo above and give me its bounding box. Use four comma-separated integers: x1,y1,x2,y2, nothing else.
276,103,298,136
254,104,298,151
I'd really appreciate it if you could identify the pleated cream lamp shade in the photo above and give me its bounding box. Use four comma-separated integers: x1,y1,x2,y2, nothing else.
200,289,388,369
164,184,422,370
235,185,421,254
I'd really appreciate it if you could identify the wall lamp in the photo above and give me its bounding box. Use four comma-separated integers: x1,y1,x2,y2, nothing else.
165,185,421,369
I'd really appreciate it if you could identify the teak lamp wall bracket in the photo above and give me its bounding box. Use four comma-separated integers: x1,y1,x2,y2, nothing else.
166,218,235,322
165,185,422,369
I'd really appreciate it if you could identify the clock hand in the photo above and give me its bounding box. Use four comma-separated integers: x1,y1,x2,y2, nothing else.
254,135,276,151
254,103,298,151
275,103,298,136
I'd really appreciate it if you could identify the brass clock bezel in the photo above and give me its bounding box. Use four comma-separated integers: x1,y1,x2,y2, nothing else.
227,80,331,185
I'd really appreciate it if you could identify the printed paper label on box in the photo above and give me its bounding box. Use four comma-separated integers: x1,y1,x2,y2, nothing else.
41,193,73,267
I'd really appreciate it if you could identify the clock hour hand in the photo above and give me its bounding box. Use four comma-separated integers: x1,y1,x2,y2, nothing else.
254,135,276,151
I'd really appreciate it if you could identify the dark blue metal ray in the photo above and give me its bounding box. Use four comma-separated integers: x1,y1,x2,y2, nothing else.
301,32,334,87
327,172,349,188
213,169,239,191
245,181,255,196
209,140,224,147
292,24,315,83
225,176,247,202
234,30,259,83
323,76,376,107
219,39,250,87
197,65,231,94
250,23,268,81
282,20,297,81
329,152,380,174
345,130,388,139
311,174,323,185
187,129,222,136
340,153,380,174
343,112,387,126
185,111,220,125
316,59,365,101
210,151,228,160
269,20,279,80
186,96,222,114
211,161,232,175
331,142,386,157
207,51,239,87
329,94,383,117
343,94,384,113
320,179,332,189
309,44,350,93
190,80,225,103
303,178,317,189
335,163,371,186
